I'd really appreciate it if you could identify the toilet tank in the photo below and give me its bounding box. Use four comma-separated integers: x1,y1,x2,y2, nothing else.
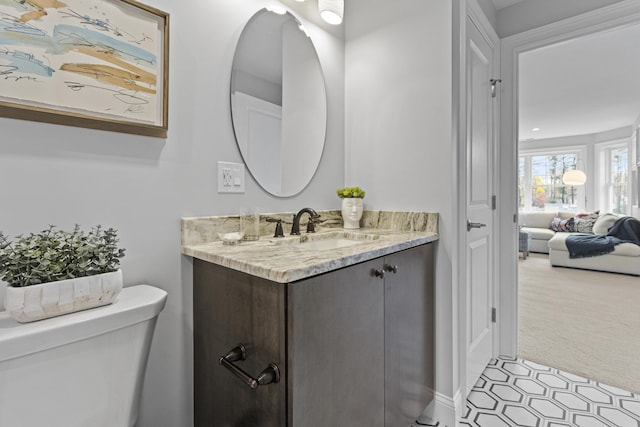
0,284,167,427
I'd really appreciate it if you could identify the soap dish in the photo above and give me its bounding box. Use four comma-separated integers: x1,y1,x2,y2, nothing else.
217,232,245,245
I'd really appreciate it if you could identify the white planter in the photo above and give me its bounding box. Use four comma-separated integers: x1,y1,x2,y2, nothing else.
341,198,364,230
4,270,123,323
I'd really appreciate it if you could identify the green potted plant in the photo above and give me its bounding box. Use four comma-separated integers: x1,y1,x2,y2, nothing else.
0,225,125,323
336,186,365,229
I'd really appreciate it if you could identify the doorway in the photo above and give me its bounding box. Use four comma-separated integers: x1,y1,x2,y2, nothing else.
499,0,640,389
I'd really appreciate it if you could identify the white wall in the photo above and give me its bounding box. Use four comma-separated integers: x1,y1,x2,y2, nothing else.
0,1,344,426
476,0,497,29
496,0,624,37
282,18,327,195
345,0,456,412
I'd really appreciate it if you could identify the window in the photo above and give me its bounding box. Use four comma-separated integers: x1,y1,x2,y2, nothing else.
633,166,638,208
605,146,629,214
519,150,585,212
632,130,638,209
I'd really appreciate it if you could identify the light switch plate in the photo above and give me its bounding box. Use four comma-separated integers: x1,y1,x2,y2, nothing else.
217,161,245,193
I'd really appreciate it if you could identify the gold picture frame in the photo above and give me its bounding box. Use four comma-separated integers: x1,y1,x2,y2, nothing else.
0,0,169,138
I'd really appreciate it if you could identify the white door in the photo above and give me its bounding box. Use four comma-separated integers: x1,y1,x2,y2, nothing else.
232,92,283,193
465,12,497,393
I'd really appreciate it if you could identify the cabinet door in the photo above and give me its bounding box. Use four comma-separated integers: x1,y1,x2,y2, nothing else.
288,258,385,426
384,244,435,425
193,259,286,427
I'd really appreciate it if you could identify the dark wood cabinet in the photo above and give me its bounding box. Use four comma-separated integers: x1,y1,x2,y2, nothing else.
384,244,435,425
193,261,286,427
287,257,385,425
193,243,434,427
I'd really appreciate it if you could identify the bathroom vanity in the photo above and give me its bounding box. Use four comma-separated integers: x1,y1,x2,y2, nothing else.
182,210,438,426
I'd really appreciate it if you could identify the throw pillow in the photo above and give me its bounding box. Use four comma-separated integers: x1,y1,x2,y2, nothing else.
592,213,619,235
572,212,599,234
575,210,600,218
555,217,575,232
574,216,597,233
550,217,563,231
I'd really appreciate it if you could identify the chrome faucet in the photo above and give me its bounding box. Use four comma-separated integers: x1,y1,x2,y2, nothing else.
290,208,320,235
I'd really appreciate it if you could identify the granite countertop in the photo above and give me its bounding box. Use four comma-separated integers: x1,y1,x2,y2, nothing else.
181,210,439,284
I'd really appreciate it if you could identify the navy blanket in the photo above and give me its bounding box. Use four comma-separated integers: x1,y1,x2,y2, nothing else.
565,216,640,259
564,234,624,259
607,216,640,245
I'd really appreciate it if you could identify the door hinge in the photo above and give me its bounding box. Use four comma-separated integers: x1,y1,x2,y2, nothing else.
492,195,496,210
491,307,497,323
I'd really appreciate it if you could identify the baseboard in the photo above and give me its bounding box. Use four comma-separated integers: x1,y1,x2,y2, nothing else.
453,389,464,423
419,390,462,427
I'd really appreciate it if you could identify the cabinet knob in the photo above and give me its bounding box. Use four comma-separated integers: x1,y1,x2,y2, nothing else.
384,264,398,274
373,269,385,279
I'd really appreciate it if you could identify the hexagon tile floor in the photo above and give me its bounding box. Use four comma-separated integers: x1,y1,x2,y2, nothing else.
460,356,640,427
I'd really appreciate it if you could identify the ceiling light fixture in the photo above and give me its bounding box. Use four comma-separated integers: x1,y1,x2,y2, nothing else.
318,0,343,25
532,127,540,132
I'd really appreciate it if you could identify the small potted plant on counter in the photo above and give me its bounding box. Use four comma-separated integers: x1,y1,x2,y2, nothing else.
336,186,366,229
0,225,125,323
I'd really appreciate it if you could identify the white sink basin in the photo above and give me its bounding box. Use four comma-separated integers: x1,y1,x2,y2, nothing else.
297,238,365,251
289,231,381,251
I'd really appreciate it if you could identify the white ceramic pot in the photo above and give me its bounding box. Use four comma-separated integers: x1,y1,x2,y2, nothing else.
341,198,364,230
4,270,123,323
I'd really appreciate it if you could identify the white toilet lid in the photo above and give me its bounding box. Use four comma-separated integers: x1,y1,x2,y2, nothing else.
0,284,167,362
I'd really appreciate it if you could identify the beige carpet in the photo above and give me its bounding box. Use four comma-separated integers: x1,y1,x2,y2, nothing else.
518,253,640,393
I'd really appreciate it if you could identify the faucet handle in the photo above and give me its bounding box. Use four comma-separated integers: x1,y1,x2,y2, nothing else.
306,219,315,233
306,215,320,233
265,217,285,238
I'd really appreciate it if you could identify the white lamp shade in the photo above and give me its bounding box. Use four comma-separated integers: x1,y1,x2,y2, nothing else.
562,169,587,186
319,0,343,25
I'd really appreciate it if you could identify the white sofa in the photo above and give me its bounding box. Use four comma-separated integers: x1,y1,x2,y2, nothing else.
548,232,640,276
518,211,640,276
518,211,574,254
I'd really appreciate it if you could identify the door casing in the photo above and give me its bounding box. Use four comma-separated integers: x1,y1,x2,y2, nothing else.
498,0,640,357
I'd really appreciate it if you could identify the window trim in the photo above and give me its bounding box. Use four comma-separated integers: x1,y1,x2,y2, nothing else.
595,138,630,215
519,146,588,212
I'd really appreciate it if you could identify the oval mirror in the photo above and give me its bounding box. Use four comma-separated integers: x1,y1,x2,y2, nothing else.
230,8,327,197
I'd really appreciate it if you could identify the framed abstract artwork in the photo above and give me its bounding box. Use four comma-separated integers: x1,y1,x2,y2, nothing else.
0,0,169,137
